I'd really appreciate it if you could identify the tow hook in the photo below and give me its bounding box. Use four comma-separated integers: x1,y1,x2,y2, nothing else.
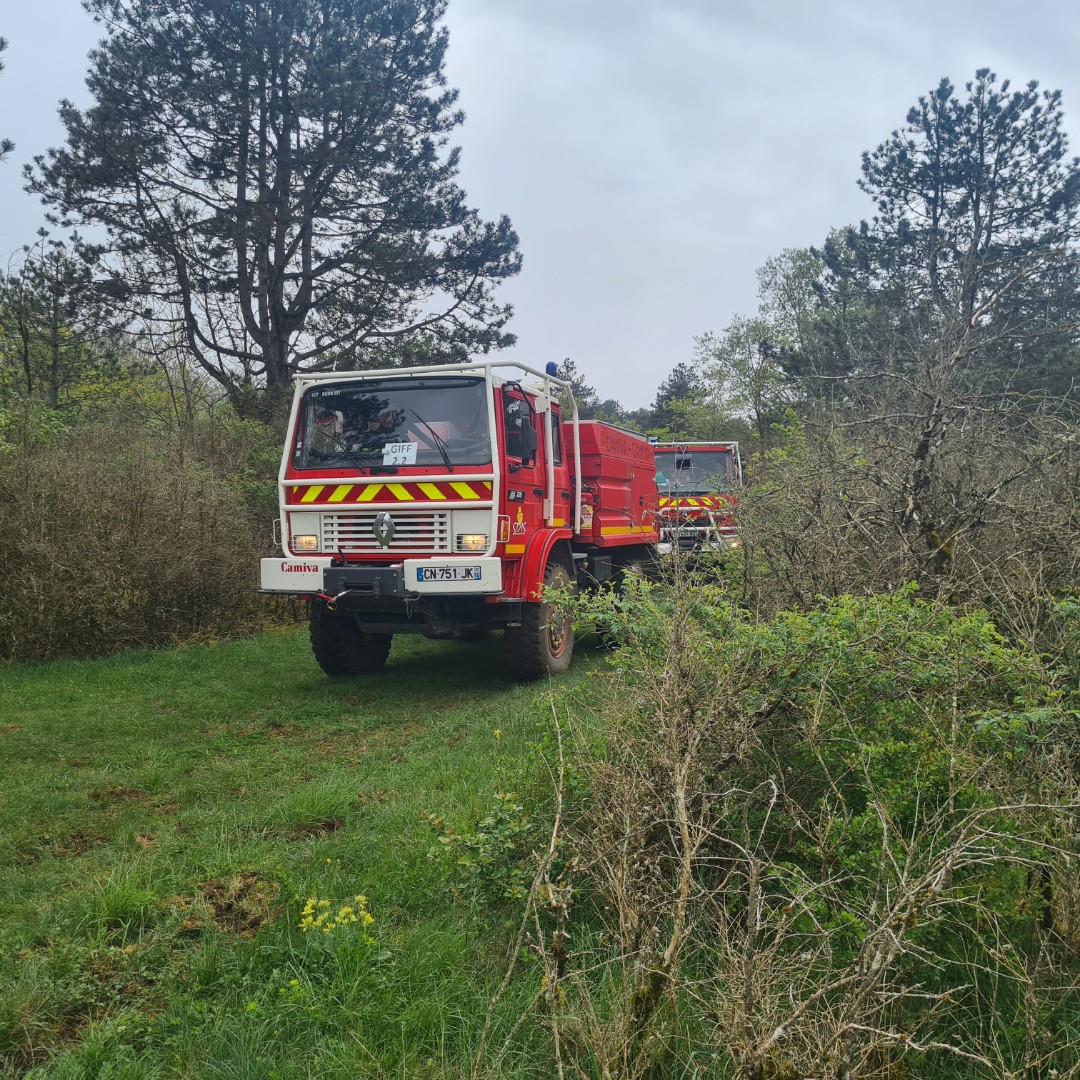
315,589,352,612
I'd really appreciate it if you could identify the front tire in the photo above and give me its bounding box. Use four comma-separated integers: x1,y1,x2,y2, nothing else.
504,559,575,681
309,599,391,677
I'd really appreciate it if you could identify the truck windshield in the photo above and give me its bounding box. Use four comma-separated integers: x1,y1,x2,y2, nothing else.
293,377,491,470
655,450,736,494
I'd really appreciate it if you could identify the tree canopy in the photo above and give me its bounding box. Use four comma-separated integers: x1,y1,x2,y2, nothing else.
822,70,1080,396
0,234,129,411
26,0,521,410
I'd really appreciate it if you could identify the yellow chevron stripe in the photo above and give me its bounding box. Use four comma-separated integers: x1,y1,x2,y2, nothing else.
386,483,413,501
356,484,383,502
418,483,447,500
449,482,481,500
327,485,353,503
300,485,325,503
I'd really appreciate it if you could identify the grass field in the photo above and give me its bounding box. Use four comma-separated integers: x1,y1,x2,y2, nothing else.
0,627,603,1078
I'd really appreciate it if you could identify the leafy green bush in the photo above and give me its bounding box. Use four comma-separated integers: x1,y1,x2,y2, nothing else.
534,572,1080,1079
425,790,536,908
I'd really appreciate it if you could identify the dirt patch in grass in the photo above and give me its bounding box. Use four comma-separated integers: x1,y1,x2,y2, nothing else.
268,722,305,738
3,943,159,1072
288,818,345,839
54,831,110,857
89,786,151,805
12,827,109,863
235,719,307,738
312,723,429,762
311,736,370,761
4,1012,92,1075
176,872,280,937
357,789,396,806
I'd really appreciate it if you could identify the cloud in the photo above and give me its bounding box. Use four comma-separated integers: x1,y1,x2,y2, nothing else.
444,0,1080,404
4,0,1079,406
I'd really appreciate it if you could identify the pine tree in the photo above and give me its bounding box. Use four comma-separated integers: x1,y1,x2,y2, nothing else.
651,362,703,432
555,358,600,417
824,70,1080,397
26,0,521,412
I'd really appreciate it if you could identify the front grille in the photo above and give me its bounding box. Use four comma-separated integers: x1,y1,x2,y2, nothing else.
322,509,451,554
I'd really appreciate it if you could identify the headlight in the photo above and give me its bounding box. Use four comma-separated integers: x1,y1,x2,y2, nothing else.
293,534,320,552
728,537,742,549
456,533,488,552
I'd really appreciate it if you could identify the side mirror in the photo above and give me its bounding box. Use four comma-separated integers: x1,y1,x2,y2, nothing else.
521,418,538,464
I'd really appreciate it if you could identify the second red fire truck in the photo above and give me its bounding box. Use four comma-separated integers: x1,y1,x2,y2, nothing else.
653,441,743,555
260,360,658,681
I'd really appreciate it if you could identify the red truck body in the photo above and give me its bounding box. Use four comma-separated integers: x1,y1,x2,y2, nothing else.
260,361,657,679
574,421,658,549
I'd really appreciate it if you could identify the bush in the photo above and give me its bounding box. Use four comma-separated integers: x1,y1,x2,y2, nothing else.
0,419,279,663
529,572,1080,1080
737,408,1080,652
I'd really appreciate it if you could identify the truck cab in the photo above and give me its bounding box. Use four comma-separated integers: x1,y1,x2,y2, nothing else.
653,441,743,555
261,360,658,680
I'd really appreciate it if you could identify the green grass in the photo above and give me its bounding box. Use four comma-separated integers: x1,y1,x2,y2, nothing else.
0,628,605,1078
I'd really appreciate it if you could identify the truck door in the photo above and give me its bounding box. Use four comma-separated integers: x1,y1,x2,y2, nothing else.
547,404,572,530
500,386,544,543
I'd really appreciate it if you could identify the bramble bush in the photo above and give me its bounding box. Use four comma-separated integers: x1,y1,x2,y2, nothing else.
0,410,282,663
490,566,1080,1080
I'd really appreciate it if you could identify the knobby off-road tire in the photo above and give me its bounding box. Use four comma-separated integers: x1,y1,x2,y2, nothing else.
309,599,392,677
504,560,575,681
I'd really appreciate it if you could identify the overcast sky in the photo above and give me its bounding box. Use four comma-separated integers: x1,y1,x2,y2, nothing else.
2,0,1079,406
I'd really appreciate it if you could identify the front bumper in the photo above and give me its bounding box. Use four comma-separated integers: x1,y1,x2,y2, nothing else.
260,556,503,597
657,527,741,556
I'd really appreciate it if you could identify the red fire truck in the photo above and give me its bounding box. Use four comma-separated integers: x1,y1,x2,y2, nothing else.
260,360,658,680
653,441,743,555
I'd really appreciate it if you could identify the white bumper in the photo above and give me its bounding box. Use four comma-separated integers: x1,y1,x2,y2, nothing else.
261,556,333,593
261,556,503,596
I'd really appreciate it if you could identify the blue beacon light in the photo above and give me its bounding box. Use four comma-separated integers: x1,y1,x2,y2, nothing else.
545,361,559,376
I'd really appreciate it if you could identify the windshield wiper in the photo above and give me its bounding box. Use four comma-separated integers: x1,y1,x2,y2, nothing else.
409,409,454,472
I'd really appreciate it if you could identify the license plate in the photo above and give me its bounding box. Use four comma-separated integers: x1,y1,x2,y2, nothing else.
417,565,482,582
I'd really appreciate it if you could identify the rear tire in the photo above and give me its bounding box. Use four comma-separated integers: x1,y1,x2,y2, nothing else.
504,560,575,681
595,554,653,648
309,599,392,676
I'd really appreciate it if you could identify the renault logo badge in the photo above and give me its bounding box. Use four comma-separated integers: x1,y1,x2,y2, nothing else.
373,511,396,547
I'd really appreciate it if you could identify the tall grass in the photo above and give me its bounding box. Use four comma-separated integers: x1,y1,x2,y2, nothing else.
0,629,598,1077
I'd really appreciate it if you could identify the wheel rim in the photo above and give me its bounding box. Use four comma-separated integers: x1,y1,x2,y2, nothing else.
547,604,570,658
